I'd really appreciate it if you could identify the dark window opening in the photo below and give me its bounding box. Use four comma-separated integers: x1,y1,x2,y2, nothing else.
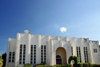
56,55,61,59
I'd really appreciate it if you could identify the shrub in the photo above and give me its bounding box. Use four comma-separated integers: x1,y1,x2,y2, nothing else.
74,63,83,67
54,64,62,67
73,56,79,64
34,62,46,67
73,60,75,64
96,64,100,67
68,55,74,64
83,63,89,67
24,63,32,67
41,61,46,65
67,64,72,67
93,64,98,67
61,64,68,67
93,64,100,67
68,55,79,64
88,63,93,67
36,65,53,67
53,64,72,67
15,66,22,67
33,64,41,67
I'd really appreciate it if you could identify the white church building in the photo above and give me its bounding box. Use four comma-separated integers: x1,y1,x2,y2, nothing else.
6,30,100,67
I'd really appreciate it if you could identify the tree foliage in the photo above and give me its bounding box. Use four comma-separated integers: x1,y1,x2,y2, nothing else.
41,61,46,65
2,52,6,66
68,55,79,64
0,55,3,67
24,63,32,67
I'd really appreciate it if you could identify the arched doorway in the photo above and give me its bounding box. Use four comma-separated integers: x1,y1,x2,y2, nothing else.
56,55,62,64
56,47,67,64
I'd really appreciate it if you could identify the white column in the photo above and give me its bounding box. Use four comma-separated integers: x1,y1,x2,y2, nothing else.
67,41,71,63
89,41,94,63
52,40,55,65
15,33,20,66
73,38,76,56
36,35,41,64
80,38,85,63
25,34,31,64
6,38,11,66
52,39,56,65
91,41,94,63
87,38,91,63
50,40,53,65
47,35,50,65
97,41,100,63
68,41,71,56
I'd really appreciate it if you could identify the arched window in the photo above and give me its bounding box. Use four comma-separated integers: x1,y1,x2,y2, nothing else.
56,55,61,59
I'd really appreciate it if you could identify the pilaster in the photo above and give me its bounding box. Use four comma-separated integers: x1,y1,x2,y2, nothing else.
67,41,71,63
97,41,100,63
36,34,41,64
6,38,11,66
69,41,71,56
87,38,91,63
73,38,76,56
50,40,53,65
47,35,50,65
80,38,85,63
25,34,31,64
89,41,94,63
15,33,20,66
87,38,89,63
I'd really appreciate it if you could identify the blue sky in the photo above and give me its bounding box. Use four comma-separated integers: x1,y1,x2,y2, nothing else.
0,0,100,55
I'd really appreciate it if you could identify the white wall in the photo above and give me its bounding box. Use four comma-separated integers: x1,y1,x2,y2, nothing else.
92,41,100,63
7,31,100,67
31,35,38,45
6,38,16,67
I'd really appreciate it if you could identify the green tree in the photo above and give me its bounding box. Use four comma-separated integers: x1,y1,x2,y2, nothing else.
99,45,100,50
68,55,79,64
68,55,79,67
2,52,6,66
0,55,3,67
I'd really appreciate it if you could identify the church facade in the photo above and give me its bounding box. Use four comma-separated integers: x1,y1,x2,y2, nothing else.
6,30,100,67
